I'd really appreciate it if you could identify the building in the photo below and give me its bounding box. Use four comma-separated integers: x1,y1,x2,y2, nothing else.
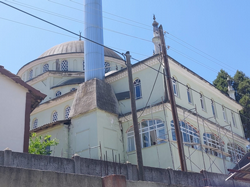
0,66,46,152
16,1,248,174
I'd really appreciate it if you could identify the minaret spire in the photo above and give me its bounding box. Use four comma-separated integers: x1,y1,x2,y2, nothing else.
152,15,161,54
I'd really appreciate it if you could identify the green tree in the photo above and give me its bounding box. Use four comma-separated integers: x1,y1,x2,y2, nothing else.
213,70,250,139
29,133,59,155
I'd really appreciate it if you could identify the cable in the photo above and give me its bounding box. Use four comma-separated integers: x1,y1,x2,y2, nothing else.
3,0,152,44
0,1,123,56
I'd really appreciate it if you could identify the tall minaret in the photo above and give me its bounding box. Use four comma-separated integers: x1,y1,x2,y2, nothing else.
152,15,161,54
84,0,105,81
227,77,236,100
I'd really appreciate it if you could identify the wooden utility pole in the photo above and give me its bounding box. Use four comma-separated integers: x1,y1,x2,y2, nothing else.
125,51,144,181
159,25,187,172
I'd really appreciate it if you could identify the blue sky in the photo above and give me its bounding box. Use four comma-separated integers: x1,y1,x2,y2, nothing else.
1,0,249,83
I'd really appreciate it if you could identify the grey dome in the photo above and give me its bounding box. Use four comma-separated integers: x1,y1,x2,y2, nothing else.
39,41,123,60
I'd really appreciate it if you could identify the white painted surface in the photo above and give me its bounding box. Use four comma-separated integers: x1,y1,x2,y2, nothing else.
0,73,28,152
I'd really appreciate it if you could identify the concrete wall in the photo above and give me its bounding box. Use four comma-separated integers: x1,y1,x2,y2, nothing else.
0,73,28,152
0,150,249,187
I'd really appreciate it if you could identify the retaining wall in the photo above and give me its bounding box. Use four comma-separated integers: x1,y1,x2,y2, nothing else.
0,150,248,187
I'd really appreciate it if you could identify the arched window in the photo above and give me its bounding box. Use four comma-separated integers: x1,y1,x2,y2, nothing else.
52,111,58,122
200,93,206,111
29,69,33,80
105,62,110,73
187,86,192,104
61,60,68,71
203,133,224,158
83,61,85,71
70,88,76,92
65,106,71,119
227,143,245,163
43,64,49,73
211,100,217,118
33,119,38,129
171,120,200,150
134,79,142,100
172,77,178,97
55,91,61,97
127,119,166,151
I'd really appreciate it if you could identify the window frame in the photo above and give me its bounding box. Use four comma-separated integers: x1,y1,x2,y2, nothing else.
222,106,228,122
211,100,217,118
172,78,179,97
55,91,61,97
203,133,224,158
52,111,58,122
200,93,206,111
227,143,245,163
29,69,33,80
43,64,49,73
65,106,71,119
33,118,38,129
61,60,68,71
105,62,110,73
187,86,193,104
231,111,237,127
133,78,142,100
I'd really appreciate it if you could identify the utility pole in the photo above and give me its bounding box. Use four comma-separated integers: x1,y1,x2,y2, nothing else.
125,51,144,181
159,25,187,172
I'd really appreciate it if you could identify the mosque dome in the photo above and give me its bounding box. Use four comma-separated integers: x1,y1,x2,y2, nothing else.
39,40,123,60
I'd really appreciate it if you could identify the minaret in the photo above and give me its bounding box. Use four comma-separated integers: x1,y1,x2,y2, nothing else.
227,77,236,100
152,15,161,54
84,0,105,81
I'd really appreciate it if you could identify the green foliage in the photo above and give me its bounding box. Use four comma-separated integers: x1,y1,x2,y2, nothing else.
213,69,231,94
29,133,59,155
213,69,250,139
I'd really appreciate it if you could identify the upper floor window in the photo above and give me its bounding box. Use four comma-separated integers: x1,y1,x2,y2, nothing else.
52,111,58,122
203,133,224,158
222,106,227,122
105,62,110,73
65,106,71,119
61,60,68,71
227,143,245,163
83,61,85,71
127,119,166,152
43,64,49,73
211,100,217,118
55,91,61,97
171,120,200,150
187,86,192,104
231,112,237,127
172,78,178,97
200,93,206,111
33,119,38,129
134,79,142,100
29,69,33,80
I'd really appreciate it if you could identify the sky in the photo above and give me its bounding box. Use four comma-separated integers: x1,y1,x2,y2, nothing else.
1,0,250,83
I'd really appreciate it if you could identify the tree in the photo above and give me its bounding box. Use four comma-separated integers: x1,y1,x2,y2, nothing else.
213,70,250,139
29,133,59,155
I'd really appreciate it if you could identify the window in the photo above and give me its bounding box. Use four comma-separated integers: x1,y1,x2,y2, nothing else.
70,88,76,92
203,133,224,158
134,79,142,100
29,69,33,80
33,119,38,129
61,60,68,71
45,137,51,155
231,112,236,127
43,64,49,73
65,106,71,119
228,143,245,163
52,111,58,122
211,100,217,118
187,87,192,104
200,94,206,111
222,106,227,122
105,62,110,73
83,61,85,71
171,120,200,150
127,119,166,152
172,78,178,96
55,91,61,97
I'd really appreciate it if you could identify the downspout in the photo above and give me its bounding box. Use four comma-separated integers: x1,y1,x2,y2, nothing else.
23,92,31,153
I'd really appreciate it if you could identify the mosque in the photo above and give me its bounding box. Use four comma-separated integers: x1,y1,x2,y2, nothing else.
16,0,248,174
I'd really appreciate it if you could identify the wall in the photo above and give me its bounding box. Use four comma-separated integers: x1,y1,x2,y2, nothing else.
0,150,249,187
0,74,27,152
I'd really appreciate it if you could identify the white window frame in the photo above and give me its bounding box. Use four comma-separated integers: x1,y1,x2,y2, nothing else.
172,78,178,97
203,133,224,158
127,119,166,152
222,106,228,122
211,100,217,118
231,112,237,127
200,94,206,111
187,87,192,104
52,111,58,122
171,121,200,150
227,143,245,163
